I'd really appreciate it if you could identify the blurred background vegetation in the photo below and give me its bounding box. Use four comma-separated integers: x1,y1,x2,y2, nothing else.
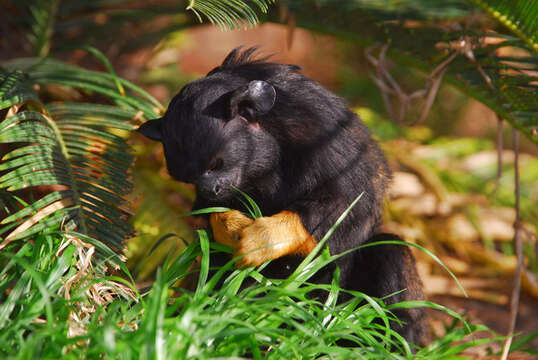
0,0,537,357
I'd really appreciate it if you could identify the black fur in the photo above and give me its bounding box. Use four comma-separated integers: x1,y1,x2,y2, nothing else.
138,47,427,345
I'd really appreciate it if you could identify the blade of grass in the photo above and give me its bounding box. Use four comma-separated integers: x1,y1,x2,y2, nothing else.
233,186,262,218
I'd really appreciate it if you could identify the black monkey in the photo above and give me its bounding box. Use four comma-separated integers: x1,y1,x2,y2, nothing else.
138,47,427,345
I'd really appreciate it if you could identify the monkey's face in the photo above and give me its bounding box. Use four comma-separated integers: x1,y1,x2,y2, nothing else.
138,73,280,205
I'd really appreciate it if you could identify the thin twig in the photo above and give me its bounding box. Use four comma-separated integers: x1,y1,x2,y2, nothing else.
430,52,457,79
374,50,396,121
415,68,447,125
500,129,523,360
365,44,450,125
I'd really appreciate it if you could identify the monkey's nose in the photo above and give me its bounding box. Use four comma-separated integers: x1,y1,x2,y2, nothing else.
213,183,222,196
197,174,227,200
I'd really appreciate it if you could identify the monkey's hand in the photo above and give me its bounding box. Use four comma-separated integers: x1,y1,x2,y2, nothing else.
210,210,317,267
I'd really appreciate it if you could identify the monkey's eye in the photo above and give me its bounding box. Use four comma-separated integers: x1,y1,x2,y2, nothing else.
207,157,224,172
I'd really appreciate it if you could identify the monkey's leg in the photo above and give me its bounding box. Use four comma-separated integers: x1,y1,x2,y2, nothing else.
210,211,317,267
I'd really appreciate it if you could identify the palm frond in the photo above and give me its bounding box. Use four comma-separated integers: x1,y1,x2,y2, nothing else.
187,0,275,29
278,0,538,145
16,0,274,54
4,58,164,118
27,0,60,57
0,60,162,256
469,0,538,52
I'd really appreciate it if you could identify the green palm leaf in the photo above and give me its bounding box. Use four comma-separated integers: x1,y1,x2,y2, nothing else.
0,61,162,255
4,58,164,118
187,0,275,29
16,0,274,53
469,0,538,52
278,0,538,145
27,0,60,57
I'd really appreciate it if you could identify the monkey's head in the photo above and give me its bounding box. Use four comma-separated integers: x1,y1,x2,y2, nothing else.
138,50,282,205
138,47,356,208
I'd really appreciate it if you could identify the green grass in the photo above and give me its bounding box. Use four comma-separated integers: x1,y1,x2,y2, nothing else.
0,178,529,359
1,222,513,359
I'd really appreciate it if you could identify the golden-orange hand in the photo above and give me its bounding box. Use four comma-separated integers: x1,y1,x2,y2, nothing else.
209,210,317,267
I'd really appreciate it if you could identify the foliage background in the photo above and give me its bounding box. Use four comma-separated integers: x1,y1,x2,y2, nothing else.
0,0,537,358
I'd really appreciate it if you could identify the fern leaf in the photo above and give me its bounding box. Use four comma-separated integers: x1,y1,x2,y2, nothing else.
279,1,538,145
0,61,162,256
28,0,60,57
469,0,538,53
187,0,275,29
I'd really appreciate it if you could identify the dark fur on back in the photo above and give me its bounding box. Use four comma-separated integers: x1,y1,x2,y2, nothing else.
145,47,427,345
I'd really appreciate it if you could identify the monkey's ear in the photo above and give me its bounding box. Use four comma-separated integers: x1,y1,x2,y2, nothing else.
137,118,163,141
230,80,276,121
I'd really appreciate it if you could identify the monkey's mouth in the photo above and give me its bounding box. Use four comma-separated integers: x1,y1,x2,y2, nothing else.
221,167,243,198
229,167,242,190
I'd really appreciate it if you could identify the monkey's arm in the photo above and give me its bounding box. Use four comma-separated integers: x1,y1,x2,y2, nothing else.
209,210,317,267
